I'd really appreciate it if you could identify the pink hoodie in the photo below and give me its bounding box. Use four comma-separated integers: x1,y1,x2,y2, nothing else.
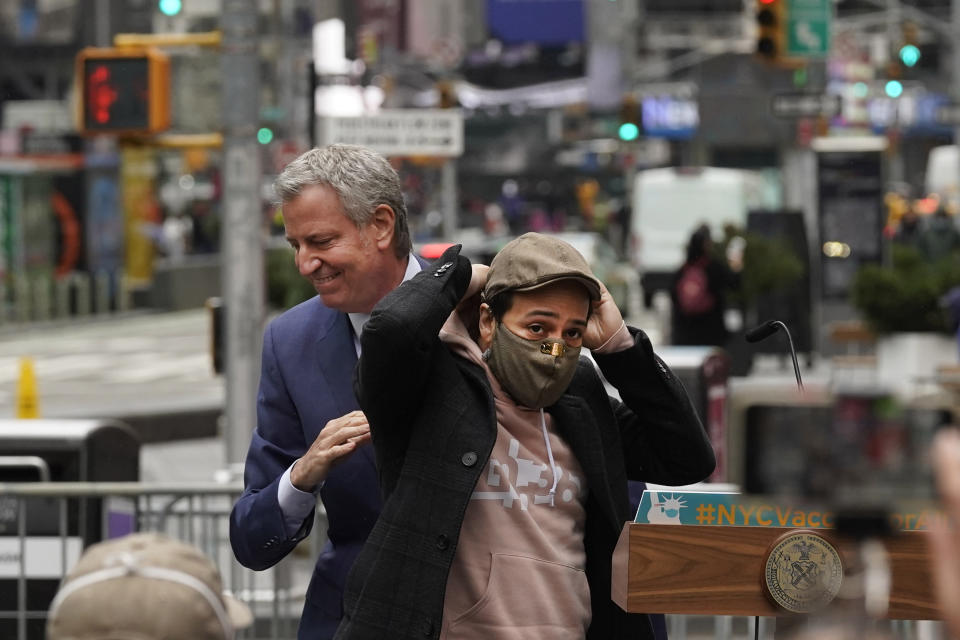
437,311,592,640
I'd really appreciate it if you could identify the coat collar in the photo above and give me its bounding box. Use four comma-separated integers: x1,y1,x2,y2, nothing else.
548,395,621,530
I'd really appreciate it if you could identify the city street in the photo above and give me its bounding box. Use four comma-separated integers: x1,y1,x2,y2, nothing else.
0,309,223,444
0,305,834,486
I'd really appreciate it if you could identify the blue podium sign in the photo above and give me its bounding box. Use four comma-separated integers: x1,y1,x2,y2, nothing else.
635,490,940,532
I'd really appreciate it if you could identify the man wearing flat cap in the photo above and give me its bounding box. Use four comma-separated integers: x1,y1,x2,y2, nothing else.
336,233,715,640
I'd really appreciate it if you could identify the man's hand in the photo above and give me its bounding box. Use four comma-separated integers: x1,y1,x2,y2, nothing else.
582,280,625,351
290,410,371,492
930,428,960,639
462,264,489,303
456,264,488,341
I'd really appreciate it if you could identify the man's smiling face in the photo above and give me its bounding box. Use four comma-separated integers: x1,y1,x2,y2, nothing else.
282,183,397,313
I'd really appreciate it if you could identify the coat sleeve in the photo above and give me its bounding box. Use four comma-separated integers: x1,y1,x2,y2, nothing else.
592,326,716,485
230,321,314,571
354,245,472,477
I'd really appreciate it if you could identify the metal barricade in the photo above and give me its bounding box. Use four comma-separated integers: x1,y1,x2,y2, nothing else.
0,482,319,640
0,481,941,640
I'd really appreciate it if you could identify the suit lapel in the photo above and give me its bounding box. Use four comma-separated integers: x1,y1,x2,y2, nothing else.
314,310,361,416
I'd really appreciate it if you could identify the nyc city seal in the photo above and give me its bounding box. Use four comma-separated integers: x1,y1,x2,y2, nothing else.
763,530,843,613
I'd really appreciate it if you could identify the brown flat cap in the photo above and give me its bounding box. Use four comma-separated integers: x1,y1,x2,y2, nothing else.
483,232,601,301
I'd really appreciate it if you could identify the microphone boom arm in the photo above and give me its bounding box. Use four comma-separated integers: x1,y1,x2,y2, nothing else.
745,319,804,392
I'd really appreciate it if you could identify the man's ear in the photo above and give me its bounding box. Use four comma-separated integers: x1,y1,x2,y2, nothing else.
478,303,495,351
370,204,396,249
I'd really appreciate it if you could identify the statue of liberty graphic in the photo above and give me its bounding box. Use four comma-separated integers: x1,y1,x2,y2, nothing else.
646,492,686,524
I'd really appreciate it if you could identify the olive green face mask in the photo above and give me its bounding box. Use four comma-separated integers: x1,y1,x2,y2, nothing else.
483,322,580,409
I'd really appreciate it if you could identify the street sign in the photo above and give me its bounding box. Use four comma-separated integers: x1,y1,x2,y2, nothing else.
935,103,960,127
771,93,840,118
318,109,464,157
787,0,831,58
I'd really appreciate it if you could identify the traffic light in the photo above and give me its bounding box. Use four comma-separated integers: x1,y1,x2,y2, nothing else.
618,95,640,142
755,0,786,63
257,127,274,144
158,0,182,16
899,44,920,68
75,47,171,135
885,80,904,99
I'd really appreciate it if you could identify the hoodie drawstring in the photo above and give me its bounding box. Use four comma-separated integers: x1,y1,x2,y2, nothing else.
539,409,560,503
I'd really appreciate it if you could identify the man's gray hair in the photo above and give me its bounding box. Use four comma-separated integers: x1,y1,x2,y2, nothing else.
274,144,411,257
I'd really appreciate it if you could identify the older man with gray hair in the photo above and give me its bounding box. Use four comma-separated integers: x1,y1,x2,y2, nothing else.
230,144,429,639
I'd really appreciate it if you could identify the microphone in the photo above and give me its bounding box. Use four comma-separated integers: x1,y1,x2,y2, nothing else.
745,319,804,392
744,320,778,344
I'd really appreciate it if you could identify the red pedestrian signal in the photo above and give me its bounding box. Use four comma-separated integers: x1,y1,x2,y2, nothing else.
75,47,171,135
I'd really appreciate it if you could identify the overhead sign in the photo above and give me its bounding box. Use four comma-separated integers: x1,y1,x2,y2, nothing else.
642,96,698,139
787,0,831,58
486,0,584,45
771,93,840,118
318,109,464,157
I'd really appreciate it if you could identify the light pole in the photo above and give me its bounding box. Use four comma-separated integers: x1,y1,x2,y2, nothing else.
221,0,264,467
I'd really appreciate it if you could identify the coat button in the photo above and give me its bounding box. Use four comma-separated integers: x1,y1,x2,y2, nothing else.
436,534,449,550
422,619,434,636
461,451,478,467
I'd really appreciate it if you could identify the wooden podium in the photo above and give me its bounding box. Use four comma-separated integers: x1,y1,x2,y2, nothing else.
611,523,939,620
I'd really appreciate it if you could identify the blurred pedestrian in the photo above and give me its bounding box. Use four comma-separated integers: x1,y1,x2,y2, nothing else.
47,532,252,640
892,205,923,251
670,224,740,347
230,144,429,639
339,234,715,639
920,207,960,262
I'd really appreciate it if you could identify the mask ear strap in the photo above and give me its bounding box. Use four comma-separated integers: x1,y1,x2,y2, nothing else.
481,315,505,359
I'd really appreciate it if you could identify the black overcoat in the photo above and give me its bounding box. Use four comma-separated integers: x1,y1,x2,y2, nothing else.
336,244,716,640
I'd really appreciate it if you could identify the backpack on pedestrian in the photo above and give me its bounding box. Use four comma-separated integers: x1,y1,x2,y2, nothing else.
675,257,715,315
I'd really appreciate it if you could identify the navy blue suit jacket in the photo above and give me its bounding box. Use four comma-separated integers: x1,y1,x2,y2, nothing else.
229,296,381,639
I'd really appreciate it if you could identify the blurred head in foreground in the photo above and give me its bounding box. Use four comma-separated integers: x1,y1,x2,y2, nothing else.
47,532,252,640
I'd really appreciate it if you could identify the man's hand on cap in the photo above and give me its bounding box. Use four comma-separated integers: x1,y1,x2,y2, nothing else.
463,264,489,303
583,281,625,351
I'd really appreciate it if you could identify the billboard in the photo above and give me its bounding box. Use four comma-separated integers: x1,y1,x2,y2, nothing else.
486,0,584,45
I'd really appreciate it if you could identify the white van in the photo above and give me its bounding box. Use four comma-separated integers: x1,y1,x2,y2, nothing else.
925,145,959,209
629,166,777,304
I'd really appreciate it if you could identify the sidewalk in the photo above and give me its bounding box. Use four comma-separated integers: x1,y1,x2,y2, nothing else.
0,309,224,441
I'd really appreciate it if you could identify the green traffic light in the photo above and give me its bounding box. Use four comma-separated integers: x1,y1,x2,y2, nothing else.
899,44,920,67
158,0,182,16
885,80,904,98
257,127,274,144
618,122,639,141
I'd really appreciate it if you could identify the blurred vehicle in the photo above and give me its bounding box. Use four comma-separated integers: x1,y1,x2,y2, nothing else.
415,228,510,265
926,145,959,211
629,166,778,306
